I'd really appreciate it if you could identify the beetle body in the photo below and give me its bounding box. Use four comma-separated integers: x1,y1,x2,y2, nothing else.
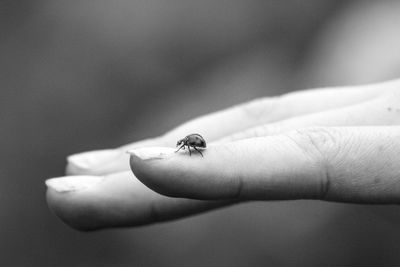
175,134,206,156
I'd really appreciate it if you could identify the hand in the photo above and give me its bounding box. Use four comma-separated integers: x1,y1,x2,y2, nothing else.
46,79,400,230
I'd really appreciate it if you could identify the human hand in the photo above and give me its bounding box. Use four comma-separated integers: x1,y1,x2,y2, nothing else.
46,79,400,230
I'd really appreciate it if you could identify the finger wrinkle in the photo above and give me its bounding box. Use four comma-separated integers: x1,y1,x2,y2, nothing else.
319,167,331,200
149,200,161,223
233,174,244,199
284,128,339,199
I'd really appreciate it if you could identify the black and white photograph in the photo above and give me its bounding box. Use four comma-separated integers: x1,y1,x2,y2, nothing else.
3,1,400,266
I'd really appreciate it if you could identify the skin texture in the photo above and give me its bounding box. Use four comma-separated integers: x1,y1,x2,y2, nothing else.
46,79,400,230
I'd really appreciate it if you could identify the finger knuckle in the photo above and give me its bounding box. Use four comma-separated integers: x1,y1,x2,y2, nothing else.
293,127,341,160
288,127,343,199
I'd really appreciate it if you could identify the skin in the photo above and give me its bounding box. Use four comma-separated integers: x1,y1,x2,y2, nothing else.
46,79,400,230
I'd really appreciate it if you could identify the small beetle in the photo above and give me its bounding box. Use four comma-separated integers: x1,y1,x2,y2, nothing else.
175,134,206,157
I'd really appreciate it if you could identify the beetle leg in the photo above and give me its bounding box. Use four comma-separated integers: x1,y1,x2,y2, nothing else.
193,147,203,157
175,144,185,153
188,146,191,156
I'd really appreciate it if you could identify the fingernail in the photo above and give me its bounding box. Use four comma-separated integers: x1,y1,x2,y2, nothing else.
67,149,121,170
127,147,176,160
45,176,104,193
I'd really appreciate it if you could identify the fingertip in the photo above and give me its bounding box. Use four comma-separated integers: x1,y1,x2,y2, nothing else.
46,186,101,231
65,138,161,176
128,147,183,197
66,150,121,171
45,174,131,231
128,145,240,199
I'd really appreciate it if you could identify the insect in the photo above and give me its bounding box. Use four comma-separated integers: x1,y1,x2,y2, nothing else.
175,134,206,157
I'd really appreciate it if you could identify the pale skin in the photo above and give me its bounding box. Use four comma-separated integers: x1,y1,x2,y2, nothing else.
46,79,400,230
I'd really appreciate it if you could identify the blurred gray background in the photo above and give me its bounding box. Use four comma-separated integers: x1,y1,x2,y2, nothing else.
2,0,400,266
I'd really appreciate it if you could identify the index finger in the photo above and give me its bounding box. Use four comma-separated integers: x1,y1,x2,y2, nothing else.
129,126,400,204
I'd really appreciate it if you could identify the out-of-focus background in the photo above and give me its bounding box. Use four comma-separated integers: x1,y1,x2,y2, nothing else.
2,0,400,266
